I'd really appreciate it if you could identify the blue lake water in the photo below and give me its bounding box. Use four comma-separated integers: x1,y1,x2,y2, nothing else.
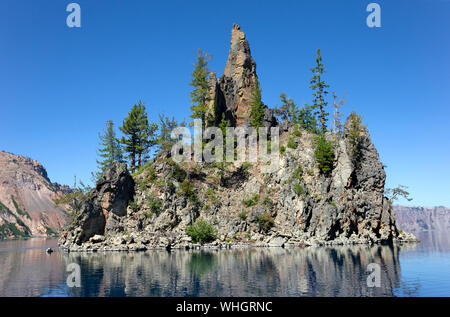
0,231,448,297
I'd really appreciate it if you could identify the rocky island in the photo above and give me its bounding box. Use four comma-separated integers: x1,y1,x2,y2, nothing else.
58,25,418,252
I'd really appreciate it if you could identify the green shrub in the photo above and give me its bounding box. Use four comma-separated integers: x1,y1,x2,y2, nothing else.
242,162,252,171
287,137,298,149
128,200,138,212
11,196,31,220
242,194,260,207
146,194,162,214
293,183,305,196
314,135,335,175
172,164,187,182
280,145,286,155
306,169,314,176
293,166,303,181
45,226,58,237
186,218,217,243
293,125,302,137
180,179,199,205
256,212,275,232
238,211,247,221
262,197,273,207
206,188,221,207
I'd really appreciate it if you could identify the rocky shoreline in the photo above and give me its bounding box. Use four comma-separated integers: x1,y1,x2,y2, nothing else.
60,231,419,253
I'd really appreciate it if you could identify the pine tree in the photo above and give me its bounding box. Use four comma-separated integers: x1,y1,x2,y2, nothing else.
218,113,230,165
346,111,367,165
279,93,298,124
189,49,211,130
157,114,184,152
119,101,157,173
250,80,265,129
314,135,335,175
95,120,123,178
309,49,330,134
331,92,345,136
298,103,317,133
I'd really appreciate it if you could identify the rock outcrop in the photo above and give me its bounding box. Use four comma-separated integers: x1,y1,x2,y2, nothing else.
59,119,415,252
59,25,417,252
0,151,69,239
205,24,277,128
59,162,134,246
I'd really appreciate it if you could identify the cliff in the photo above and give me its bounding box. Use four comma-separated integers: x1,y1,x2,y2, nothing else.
0,151,69,239
59,124,416,251
59,25,417,251
394,205,450,233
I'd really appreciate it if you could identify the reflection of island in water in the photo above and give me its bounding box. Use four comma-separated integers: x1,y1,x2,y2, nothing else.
62,245,406,297
0,238,432,297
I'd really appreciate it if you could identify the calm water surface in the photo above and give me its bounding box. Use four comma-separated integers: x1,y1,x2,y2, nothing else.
0,231,448,297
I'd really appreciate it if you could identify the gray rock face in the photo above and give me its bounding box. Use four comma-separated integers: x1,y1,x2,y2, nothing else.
60,120,413,251
59,162,134,249
205,24,277,128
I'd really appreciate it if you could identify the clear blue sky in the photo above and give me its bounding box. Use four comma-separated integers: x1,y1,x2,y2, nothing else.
1,0,449,207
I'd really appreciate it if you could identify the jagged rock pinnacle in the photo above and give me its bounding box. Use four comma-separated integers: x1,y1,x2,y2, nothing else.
220,24,258,126
203,24,277,128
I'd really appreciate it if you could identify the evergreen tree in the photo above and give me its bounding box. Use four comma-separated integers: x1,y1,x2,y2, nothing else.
279,93,298,124
250,80,265,129
189,49,211,130
298,103,317,133
218,113,230,165
95,120,123,178
385,185,413,203
331,92,345,136
157,114,184,152
218,113,229,137
346,111,367,166
314,135,335,175
309,49,330,134
119,101,157,173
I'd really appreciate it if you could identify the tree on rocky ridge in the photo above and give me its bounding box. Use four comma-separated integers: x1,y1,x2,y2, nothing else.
309,49,330,134
385,185,413,203
157,114,185,153
346,111,367,166
331,92,345,136
119,101,157,173
249,80,265,129
314,135,335,175
189,49,212,130
94,120,123,179
278,93,298,125
297,103,317,133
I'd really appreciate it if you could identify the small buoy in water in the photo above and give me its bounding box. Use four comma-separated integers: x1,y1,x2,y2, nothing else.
46,248,54,254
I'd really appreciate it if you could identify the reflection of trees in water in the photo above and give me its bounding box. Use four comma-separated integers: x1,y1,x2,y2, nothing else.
59,244,406,297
